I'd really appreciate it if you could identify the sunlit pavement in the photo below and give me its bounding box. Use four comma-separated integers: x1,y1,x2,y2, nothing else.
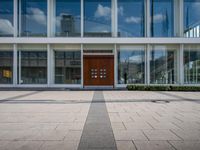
0,91,200,150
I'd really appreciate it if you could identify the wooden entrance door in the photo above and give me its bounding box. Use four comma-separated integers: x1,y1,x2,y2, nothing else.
83,55,114,86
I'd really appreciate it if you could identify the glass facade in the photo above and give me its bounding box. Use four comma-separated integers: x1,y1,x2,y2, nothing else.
150,45,178,84
184,45,200,84
55,51,81,84
0,51,13,84
184,0,200,37
20,0,47,37
0,0,13,37
118,0,145,37
0,1,200,87
20,51,47,84
84,0,112,37
118,46,145,84
150,0,174,37
55,0,81,37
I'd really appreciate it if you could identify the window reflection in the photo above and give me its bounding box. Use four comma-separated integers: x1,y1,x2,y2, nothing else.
150,0,174,37
20,51,47,84
0,0,13,37
118,0,145,37
150,46,178,84
55,51,81,84
55,0,81,37
84,0,112,37
0,51,13,84
118,48,145,84
184,0,200,37
20,0,47,37
184,45,200,84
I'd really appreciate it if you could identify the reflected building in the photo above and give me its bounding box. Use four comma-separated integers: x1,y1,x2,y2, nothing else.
60,13,75,37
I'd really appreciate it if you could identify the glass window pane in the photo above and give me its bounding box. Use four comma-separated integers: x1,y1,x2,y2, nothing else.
20,51,47,84
0,0,13,37
0,51,13,84
118,47,145,84
184,0,200,37
150,0,174,37
55,51,81,84
150,45,178,84
184,45,200,84
20,0,47,37
84,0,112,37
118,0,145,37
55,0,81,37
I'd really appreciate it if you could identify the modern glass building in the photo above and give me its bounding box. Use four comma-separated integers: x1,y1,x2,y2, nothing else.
0,0,200,88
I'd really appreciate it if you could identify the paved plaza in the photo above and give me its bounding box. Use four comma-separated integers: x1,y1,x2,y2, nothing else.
0,90,200,150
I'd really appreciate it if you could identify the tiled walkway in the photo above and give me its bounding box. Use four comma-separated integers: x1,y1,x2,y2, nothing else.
0,91,200,150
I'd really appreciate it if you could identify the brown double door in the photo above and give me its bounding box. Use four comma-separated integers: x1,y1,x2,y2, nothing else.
83,55,114,86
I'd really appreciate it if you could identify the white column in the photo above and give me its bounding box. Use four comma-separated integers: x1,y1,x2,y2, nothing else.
47,0,52,37
13,44,18,86
47,44,52,86
81,44,84,88
14,0,18,37
112,0,117,37
146,0,150,37
179,0,184,37
81,0,84,37
114,44,118,87
18,0,21,36
179,44,184,85
146,44,150,85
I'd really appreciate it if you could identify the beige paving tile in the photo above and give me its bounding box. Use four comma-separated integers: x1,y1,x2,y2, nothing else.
113,130,148,141
5,141,43,150
116,140,136,150
124,122,153,130
143,130,182,141
134,141,175,150
169,141,200,150
39,141,79,150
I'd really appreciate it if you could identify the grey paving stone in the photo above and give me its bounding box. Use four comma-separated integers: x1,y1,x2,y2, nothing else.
78,91,117,150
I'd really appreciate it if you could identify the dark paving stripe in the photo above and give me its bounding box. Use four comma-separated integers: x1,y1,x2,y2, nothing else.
0,91,42,103
78,91,117,150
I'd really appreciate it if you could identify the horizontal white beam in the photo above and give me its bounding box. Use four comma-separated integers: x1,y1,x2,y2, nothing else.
0,38,200,44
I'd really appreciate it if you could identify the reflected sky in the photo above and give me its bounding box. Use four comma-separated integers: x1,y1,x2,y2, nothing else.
84,0,111,35
0,0,13,36
151,0,174,37
21,0,47,36
184,0,200,37
118,0,144,37
55,0,81,37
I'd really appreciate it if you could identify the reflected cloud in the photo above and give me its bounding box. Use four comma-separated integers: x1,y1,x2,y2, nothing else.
94,4,111,20
125,16,141,24
0,19,13,34
153,14,166,23
118,6,124,16
26,7,47,26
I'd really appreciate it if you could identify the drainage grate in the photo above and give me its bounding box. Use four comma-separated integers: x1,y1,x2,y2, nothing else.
151,100,170,104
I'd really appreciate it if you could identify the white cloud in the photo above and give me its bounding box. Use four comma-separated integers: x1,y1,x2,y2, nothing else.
94,4,111,20
0,19,13,34
153,14,166,23
125,16,141,24
26,8,47,26
118,6,124,16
